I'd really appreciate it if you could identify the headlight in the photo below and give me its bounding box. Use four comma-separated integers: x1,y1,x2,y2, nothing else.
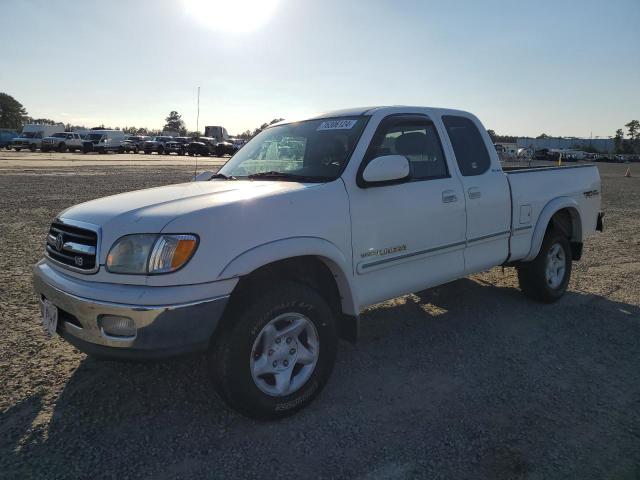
106,234,198,274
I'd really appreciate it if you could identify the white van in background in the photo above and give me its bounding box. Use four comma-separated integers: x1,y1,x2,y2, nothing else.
82,130,127,153
11,124,65,151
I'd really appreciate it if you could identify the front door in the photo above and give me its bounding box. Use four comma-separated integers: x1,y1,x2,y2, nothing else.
348,115,467,307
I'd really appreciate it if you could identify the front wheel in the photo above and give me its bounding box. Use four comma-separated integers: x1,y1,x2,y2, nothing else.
208,281,337,419
517,230,572,303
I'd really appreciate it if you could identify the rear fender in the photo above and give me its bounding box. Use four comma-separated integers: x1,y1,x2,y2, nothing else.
523,197,582,261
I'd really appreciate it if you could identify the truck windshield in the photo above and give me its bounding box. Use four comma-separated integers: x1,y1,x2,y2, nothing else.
20,132,38,138
218,117,368,182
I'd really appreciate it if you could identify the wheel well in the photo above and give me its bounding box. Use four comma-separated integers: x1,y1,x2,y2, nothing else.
221,256,358,343
548,208,582,260
233,256,340,309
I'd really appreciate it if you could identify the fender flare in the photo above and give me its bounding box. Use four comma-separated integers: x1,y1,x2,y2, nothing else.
523,197,582,261
218,236,359,316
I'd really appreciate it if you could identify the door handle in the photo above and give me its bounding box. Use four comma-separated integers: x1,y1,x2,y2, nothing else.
468,187,481,199
442,190,457,203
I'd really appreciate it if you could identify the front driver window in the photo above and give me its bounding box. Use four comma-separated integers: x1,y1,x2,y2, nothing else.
366,116,449,181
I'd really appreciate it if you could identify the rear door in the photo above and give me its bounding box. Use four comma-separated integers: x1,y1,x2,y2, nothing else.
441,115,511,273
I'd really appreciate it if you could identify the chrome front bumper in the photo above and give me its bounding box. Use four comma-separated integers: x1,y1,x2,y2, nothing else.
33,261,230,359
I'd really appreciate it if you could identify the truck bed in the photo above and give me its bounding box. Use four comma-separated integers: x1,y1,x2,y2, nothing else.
503,163,596,174
504,163,601,262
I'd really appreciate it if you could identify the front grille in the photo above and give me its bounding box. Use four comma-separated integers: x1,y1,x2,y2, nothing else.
45,220,98,273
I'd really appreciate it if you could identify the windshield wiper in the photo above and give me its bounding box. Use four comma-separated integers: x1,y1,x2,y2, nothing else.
246,171,326,182
210,173,237,180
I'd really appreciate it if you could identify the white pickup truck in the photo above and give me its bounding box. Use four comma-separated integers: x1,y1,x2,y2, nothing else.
41,132,85,152
33,106,603,419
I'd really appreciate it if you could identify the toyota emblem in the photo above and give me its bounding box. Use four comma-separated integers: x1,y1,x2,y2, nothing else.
55,233,64,251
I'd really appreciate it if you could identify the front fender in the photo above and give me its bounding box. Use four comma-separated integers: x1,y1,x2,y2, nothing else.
524,196,582,261
218,236,359,315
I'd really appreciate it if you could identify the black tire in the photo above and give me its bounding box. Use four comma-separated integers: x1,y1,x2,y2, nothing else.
208,281,337,420
14,148,21,152
58,143,67,153
517,230,572,303
29,144,37,152
144,149,151,155
157,146,164,154
41,147,50,153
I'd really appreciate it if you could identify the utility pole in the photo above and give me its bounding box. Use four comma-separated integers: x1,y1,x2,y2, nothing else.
196,86,200,135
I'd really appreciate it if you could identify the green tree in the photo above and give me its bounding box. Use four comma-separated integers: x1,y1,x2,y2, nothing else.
626,120,640,140
613,129,624,154
487,129,497,142
536,133,550,139
164,111,186,135
0,93,28,130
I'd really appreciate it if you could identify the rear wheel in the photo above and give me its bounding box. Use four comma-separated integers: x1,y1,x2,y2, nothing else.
29,144,37,152
58,143,67,152
208,281,337,419
517,230,572,303
14,148,21,152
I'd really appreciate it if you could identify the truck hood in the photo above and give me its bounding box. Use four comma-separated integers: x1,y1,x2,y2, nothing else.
60,180,314,237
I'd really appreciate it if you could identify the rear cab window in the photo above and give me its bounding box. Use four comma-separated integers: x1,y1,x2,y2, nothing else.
442,115,491,176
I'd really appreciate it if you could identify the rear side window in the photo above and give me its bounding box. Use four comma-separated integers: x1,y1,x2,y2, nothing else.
442,115,491,176
365,115,448,181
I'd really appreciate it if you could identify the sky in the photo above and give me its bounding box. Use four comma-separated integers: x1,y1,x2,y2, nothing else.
1,0,638,137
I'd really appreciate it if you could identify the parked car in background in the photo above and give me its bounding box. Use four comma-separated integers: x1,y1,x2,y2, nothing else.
215,140,236,156
164,137,191,155
121,138,139,154
122,135,150,153
186,137,216,156
143,136,174,154
41,132,85,152
11,124,65,151
82,130,127,153
0,129,18,149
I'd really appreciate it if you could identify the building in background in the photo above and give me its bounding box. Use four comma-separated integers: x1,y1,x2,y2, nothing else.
517,137,614,153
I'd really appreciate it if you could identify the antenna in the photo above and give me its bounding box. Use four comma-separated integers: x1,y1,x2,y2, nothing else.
194,86,200,179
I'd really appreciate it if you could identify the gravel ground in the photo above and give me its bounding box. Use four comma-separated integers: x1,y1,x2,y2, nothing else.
1,154,639,479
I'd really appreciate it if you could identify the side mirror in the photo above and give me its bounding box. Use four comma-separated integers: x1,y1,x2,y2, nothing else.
361,155,410,185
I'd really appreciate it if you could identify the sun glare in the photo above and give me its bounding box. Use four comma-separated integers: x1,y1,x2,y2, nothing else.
183,0,281,33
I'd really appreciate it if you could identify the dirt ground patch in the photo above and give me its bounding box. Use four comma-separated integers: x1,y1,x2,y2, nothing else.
1,156,639,479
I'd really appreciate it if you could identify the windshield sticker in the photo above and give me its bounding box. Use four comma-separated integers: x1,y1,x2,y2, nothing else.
317,119,357,131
